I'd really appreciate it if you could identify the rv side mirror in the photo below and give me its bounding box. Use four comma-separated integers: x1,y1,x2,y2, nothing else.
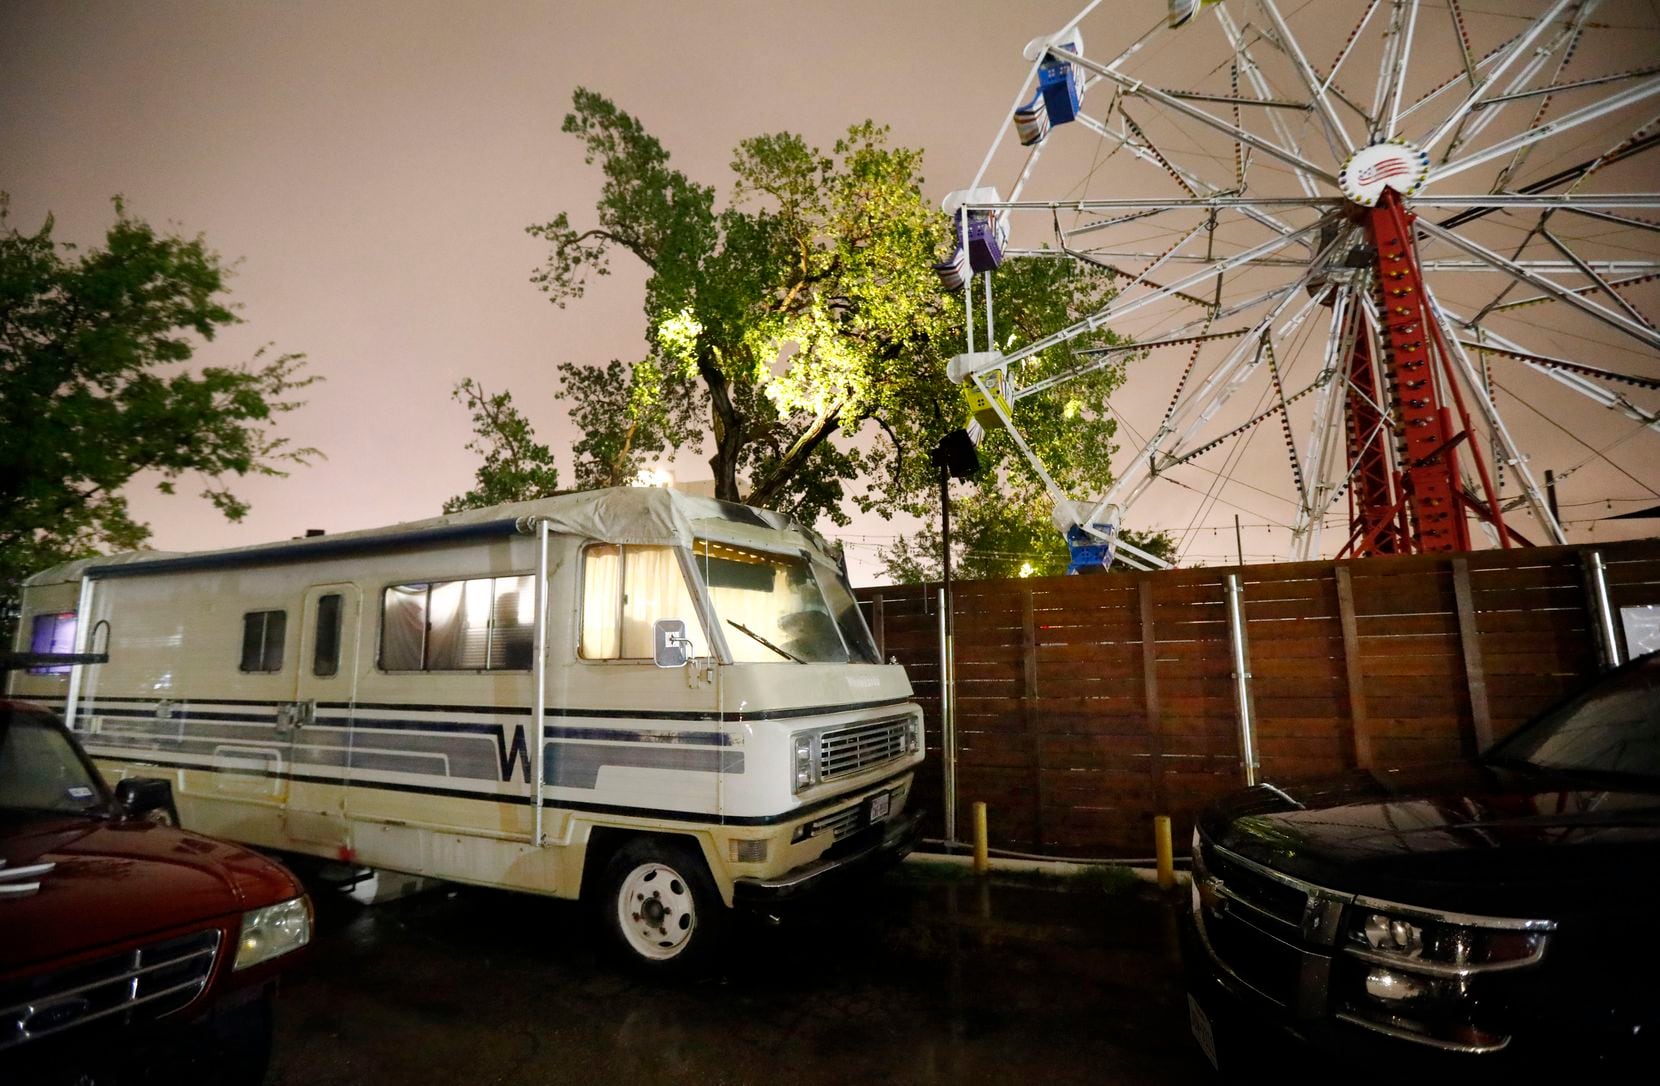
653,619,693,669
114,777,179,825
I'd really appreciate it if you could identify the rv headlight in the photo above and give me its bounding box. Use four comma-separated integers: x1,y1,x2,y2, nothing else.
793,733,816,793
234,895,312,970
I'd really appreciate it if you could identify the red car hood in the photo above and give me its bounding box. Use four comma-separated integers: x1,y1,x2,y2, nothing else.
0,816,301,976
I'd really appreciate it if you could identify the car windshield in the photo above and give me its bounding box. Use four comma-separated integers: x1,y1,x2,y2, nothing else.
692,539,880,664
1488,653,1660,781
0,707,108,816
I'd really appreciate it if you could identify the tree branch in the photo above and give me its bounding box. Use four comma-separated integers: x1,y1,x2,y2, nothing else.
745,406,842,509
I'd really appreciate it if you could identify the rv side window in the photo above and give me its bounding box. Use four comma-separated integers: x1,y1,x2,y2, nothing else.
27,612,78,675
239,610,287,673
313,594,343,677
580,544,707,660
379,575,535,672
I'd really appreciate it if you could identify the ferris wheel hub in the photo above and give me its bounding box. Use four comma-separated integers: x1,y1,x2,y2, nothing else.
1338,139,1432,209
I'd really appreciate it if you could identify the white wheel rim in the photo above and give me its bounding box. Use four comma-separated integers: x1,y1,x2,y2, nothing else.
616,861,697,960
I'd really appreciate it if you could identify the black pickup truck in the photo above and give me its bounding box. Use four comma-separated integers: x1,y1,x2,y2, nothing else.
1184,651,1659,1077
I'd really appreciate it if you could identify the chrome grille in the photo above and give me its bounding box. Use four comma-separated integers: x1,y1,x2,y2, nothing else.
1,929,221,1050
810,805,865,841
818,717,908,781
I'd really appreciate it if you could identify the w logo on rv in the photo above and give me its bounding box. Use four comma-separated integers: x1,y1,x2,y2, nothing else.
495,724,531,783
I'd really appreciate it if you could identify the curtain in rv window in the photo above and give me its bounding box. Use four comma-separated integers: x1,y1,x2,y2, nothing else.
580,544,707,660
379,575,534,671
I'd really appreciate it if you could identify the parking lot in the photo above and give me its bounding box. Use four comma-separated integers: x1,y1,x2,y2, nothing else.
267,863,1213,1085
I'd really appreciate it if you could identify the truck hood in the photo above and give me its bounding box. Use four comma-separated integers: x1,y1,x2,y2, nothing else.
0,817,301,976
1202,762,1660,917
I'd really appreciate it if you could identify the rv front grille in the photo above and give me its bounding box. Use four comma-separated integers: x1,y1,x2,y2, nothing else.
810,804,865,841
818,717,909,782
0,929,221,1050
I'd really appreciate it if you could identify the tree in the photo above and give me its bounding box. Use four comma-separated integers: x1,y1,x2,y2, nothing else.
444,378,561,512
527,90,1133,535
0,194,316,610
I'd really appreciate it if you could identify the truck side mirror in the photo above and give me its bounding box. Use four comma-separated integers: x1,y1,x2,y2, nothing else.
115,777,179,825
653,619,693,669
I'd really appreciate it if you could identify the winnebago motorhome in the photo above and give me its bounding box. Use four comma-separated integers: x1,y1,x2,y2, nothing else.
7,487,923,968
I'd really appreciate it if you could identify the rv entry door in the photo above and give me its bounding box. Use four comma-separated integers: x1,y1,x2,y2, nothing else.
281,583,360,848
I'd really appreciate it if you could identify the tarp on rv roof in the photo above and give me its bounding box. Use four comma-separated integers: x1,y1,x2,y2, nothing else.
22,487,819,586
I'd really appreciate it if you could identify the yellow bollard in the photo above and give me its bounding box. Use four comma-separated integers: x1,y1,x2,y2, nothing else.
1154,815,1175,891
972,801,990,875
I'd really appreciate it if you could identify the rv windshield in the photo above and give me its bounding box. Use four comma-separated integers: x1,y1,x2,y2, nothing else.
692,539,879,664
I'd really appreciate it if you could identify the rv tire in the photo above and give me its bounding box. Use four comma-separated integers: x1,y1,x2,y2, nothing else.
599,838,724,973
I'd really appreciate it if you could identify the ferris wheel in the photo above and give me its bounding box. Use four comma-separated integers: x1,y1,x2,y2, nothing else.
942,0,1660,571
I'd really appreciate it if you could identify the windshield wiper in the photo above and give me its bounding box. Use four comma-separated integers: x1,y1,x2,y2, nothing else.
727,620,806,664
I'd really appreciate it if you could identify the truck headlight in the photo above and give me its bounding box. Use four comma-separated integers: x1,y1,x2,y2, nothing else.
1337,902,1553,1052
1346,908,1548,974
793,733,817,793
234,895,312,970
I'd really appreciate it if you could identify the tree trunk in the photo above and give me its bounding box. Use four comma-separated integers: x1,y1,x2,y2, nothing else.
697,352,744,502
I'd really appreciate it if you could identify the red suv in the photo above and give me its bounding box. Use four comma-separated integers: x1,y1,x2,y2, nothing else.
1,700,311,1084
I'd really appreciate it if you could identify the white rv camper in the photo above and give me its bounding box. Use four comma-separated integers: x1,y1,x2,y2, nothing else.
7,487,923,968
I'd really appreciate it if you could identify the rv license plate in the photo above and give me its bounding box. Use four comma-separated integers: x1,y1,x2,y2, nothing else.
868,791,892,822
1187,994,1219,1071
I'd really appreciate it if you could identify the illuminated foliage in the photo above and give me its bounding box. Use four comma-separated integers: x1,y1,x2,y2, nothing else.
525,90,1139,560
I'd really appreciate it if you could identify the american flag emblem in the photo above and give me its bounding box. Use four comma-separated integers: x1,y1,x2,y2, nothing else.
1357,157,1412,185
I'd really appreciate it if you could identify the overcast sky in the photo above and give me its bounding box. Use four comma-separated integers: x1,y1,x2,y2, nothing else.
4,0,1657,583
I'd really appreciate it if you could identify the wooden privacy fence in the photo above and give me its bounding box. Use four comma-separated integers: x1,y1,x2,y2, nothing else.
855,537,1660,857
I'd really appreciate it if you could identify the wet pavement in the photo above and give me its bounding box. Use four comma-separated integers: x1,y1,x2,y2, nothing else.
268,863,1214,1085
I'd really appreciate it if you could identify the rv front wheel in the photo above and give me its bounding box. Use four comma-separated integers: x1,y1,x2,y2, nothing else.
601,839,723,971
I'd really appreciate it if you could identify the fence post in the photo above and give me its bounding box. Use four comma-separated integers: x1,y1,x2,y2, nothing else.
1451,557,1494,753
1139,579,1167,813
1583,550,1624,670
938,587,957,844
1333,565,1373,770
872,593,886,660
1021,587,1045,851
1224,573,1259,786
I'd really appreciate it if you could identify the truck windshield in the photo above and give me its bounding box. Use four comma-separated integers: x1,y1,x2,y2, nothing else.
1489,653,1660,782
692,539,879,664
0,707,108,817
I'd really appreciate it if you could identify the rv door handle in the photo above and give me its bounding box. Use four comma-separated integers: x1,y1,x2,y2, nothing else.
275,701,315,730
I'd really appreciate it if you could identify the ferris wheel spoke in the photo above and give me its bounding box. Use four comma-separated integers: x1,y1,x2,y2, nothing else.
1398,28,1524,129
1421,287,1568,542
1157,287,1328,466
1427,82,1660,188
1539,229,1658,332
1416,217,1660,352
1292,292,1361,559
1069,112,1309,243
1489,271,1660,314
1440,3,1597,167
1438,305,1660,430
1413,194,1660,209
1062,44,1340,186
1419,0,1580,157
1381,0,1422,140
1256,0,1358,154
1214,6,1331,194
952,217,1331,382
